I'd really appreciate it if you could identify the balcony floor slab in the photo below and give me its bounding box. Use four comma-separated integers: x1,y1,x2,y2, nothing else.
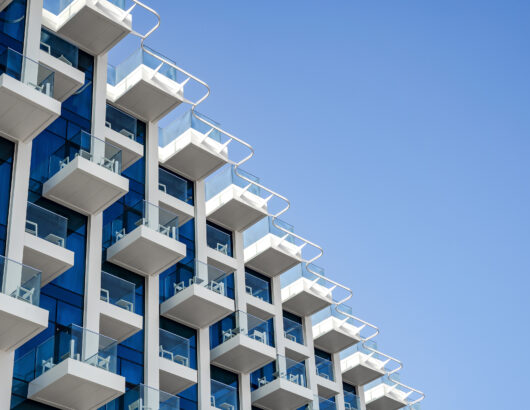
159,358,197,395
99,300,143,343
251,378,313,410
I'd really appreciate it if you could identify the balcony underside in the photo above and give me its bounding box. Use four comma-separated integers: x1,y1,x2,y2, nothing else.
0,74,61,143
38,49,85,102
99,301,143,343
251,378,313,410
28,358,125,410
282,278,333,317
316,376,340,399
43,156,129,216
0,293,48,351
245,235,302,278
106,225,186,277
313,320,361,354
159,358,197,395
284,339,310,363
23,232,74,286
210,334,276,374
159,191,194,227
341,353,386,386
246,295,275,321
365,387,408,410
104,126,143,171
160,284,234,329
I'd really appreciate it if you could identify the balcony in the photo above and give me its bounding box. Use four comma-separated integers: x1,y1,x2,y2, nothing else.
107,48,185,122
211,310,276,374
159,110,229,181
281,264,334,317
160,260,234,329
341,341,388,386
39,28,85,102
206,222,237,274
344,392,361,410
41,0,133,55
0,256,48,351
244,217,303,278
122,384,180,410
99,271,142,343
315,355,340,398
105,104,143,171
245,270,274,321
0,48,60,143
43,131,129,215
283,316,310,362
319,397,337,410
158,167,194,227
206,166,270,232
211,380,237,410
251,355,313,410
23,202,74,286
364,376,412,410
28,325,125,408
312,306,363,354
105,200,186,276
159,329,197,394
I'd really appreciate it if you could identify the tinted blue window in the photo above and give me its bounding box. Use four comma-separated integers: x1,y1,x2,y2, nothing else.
0,137,14,255
0,0,26,52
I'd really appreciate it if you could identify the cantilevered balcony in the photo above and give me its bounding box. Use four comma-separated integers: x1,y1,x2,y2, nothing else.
341,341,388,386
158,167,194,227
105,200,186,276
315,355,340,398
99,271,142,343
43,131,129,215
245,269,275,321
28,325,125,409
0,48,60,143
244,217,303,278
105,104,143,170
160,260,234,329
206,222,237,274
159,110,229,181
0,256,48,351
281,264,334,317
312,306,363,354
42,0,133,55
123,384,181,410
283,316,310,362
23,202,74,286
211,380,237,410
344,392,361,410
206,166,270,232
252,355,313,410
39,28,85,101
364,375,412,410
159,329,197,394
211,310,276,374
107,48,185,122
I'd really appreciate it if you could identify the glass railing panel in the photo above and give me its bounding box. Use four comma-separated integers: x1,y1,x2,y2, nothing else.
278,355,307,387
283,317,304,345
159,329,191,368
25,202,67,247
123,384,180,410
48,130,123,179
159,168,192,204
100,271,135,312
0,255,41,306
343,392,360,410
35,324,118,377
365,374,399,391
281,263,332,289
245,271,271,303
0,47,54,96
43,0,127,15
243,216,297,248
218,310,272,347
340,340,389,364
105,104,138,142
40,28,78,68
319,397,337,410
315,356,334,381
210,380,237,410
159,110,223,148
206,223,232,257
313,305,358,327
205,165,262,201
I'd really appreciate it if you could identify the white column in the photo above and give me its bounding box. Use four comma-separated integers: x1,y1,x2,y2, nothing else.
0,351,15,410
332,351,345,410
358,385,367,410
303,314,318,408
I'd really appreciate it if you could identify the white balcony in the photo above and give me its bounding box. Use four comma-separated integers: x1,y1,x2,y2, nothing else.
159,111,229,181
312,307,363,354
210,311,276,374
0,0,13,12
315,356,340,399
282,316,309,363
206,222,238,274
27,325,125,409
42,0,133,55
158,167,194,227
0,257,48,351
159,329,197,394
341,343,388,386
43,131,129,215
206,166,269,232
365,377,411,410
0,49,61,143
105,200,186,277
160,261,234,329
99,271,142,343
107,48,185,122
244,217,303,278
281,264,334,317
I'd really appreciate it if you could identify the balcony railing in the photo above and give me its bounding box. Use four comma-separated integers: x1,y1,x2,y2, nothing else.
48,130,123,177
315,355,334,381
319,397,337,410
123,384,180,410
35,324,118,377
281,264,333,294
159,109,223,147
159,167,193,204
105,103,140,143
159,329,191,368
0,47,54,96
43,0,128,16
210,379,237,410
283,317,304,345
100,271,135,313
206,223,232,257
244,216,297,248
213,310,273,348
0,255,41,306
343,392,360,410
257,355,307,389
312,305,365,336
40,27,78,68
205,165,263,201
25,202,67,247
245,270,271,303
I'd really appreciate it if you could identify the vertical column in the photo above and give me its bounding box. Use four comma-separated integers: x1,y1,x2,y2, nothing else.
332,351,345,410
271,275,286,386
357,385,367,410
303,315,318,408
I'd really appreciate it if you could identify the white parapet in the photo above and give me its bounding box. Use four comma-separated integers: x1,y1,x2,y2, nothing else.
38,49,85,102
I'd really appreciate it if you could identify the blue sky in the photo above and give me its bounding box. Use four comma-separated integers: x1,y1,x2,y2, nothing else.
111,1,530,408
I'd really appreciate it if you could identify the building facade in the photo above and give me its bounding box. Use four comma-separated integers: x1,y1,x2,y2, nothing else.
0,1,424,409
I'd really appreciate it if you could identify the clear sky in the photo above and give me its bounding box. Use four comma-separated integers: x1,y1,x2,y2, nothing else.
111,1,530,408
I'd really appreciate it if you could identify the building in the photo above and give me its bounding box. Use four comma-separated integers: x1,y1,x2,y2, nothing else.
0,1,424,409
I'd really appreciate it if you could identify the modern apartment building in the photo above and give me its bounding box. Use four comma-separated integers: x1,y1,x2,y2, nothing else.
0,1,425,409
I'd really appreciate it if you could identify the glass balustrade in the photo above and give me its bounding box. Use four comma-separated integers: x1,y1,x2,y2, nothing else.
159,109,223,148
210,380,237,410
343,392,360,410
319,397,337,410
0,47,54,96
245,270,271,303
40,28,79,68
159,167,193,204
281,263,333,294
205,165,262,201
283,316,304,345
244,216,297,248
0,255,41,306
25,202,67,247
123,384,180,410
105,104,140,143
206,223,233,257
340,340,389,365
312,305,360,330
315,355,334,381
213,310,272,348
100,271,135,313
256,355,307,388
43,0,127,16
159,329,191,368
